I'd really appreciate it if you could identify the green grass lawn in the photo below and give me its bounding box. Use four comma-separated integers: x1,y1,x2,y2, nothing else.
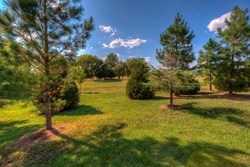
0,80,249,166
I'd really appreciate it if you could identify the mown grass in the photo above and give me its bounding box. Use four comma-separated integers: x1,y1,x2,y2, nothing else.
0,79,249,166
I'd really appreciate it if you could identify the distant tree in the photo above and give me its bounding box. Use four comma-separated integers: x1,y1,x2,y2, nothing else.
114,60,126,80
156,13,195,107
68,65,86,92
0,0,93,129
126,58,155,99
198,38,221,91
126,58,146,77
105,53,118,79
105,53,119,69
215,6,250,94
77,54,100,78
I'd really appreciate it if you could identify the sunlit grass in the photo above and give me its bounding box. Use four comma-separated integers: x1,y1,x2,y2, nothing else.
0,79,249,166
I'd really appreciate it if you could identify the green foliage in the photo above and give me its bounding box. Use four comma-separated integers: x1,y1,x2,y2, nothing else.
0,0,93,129
77,54,102,78
215,6,250,93
114,61,126,79
126,58,155,99
174,79,200,95
198,38,221,90
62,81,80,110
32,57,68,114
0,40,37,97
105,53,119,69
156,13,196,105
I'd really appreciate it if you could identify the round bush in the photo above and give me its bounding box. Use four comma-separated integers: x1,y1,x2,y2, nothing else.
174,80,200,95
126,80,155,99
62,81,80,110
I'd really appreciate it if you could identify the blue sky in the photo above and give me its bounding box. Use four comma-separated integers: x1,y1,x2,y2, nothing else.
0,0,249,67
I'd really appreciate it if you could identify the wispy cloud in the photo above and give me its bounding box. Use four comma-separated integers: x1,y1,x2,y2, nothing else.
99,25,116,36
102,38,147,49
207,12,231,32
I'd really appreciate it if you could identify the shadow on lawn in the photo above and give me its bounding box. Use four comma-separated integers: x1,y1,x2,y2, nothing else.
183,103,250,128
184,92,250,101
0,120,41,146
8,123,248,167
59,105,103,116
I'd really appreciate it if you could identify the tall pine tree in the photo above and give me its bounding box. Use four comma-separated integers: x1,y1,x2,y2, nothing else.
216,6,250,94
0,0,93,129
156,13,195,107
198,38,221,91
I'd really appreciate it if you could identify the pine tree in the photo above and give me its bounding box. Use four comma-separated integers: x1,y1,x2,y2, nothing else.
216,5,250,94
156,13,195,107
198,38,221,91
0,0,93,129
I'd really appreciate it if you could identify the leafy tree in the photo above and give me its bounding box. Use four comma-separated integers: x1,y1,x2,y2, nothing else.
126,58,155,99
114,60,126,80
198,38,221,91
126,58,146,77
95,60,108,79
105,53,118,79
77,54,100,78
0,0,93,129
156,13,195,107
105,53,119,69
216,6,250,94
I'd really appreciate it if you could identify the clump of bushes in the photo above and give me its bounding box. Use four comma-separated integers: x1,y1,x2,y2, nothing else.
174,79,200,95
32,80,80,114
126,58,155,99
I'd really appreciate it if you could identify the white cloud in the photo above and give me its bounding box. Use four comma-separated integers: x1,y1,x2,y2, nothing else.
102,38,147,49
144,57,151,63
99,25,116,36
115,53,121,57
128,56,135,59
90,47,93,50
207,12,231,32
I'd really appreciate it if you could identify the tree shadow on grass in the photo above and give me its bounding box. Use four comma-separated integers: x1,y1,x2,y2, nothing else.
58,105,103,116
182,102,250,128
7,123,248,167
0,120,41,146
184,92,250,101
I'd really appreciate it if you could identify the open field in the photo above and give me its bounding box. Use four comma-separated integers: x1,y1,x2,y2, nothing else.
0,80,250,166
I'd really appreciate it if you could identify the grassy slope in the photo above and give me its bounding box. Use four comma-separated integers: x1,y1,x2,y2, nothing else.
0,80,249,166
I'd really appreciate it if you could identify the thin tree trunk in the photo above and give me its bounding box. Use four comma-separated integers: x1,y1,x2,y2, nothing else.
209,65,212,91
229,42,235,95
46,108,52,130
44,0,52,130
170,81,173,107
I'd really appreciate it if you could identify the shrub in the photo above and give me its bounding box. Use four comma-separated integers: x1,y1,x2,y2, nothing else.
174,79,200,95
126,80,155,99
62,81,80,110
126,58,155,99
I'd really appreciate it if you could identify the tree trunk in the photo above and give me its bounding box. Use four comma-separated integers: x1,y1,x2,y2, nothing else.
170,81,173,107
46,110,52,130
44,0,52,130
209,67,212,91
229,43,235,95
